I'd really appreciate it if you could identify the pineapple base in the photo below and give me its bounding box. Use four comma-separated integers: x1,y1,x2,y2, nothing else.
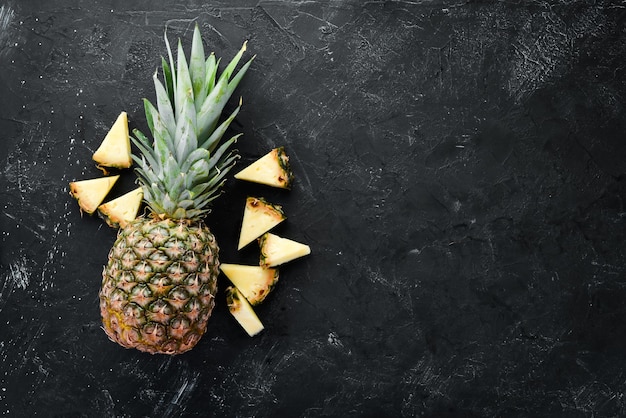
99,216,220,354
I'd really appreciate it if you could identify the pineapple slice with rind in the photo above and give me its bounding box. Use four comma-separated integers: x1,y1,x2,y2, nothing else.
220,263,279,305
97,187,143,228
234,147,294,189
226,286,264,337
93,111,132,169
69,175,120,214
238,197,286,250
259,233,311,268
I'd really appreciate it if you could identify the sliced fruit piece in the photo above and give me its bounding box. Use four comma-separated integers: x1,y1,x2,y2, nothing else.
238,197,286,250
69,175,120,214
226,286,264,337
220,263,279,305
259,233,311,268
234,147,294,189
97,187,144,228
93,111,132,169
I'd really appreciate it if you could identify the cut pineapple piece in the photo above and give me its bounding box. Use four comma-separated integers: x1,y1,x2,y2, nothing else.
93,111,132,169
238,197,286,250
220,263,279,305
69,175,120,214
234,147,294,189
259,233,311,267
97,187,144,228
226,286,264,337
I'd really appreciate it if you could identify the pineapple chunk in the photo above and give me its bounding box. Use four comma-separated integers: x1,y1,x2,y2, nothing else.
259,233,311,268
69,175,120,214
97,187,144,228
93,111,132,169
238,197,286,250
234,147,294,189
220,263,279,305
226,286,264,337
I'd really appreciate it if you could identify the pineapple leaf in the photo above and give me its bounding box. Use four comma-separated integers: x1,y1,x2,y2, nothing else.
188,159,210,183
164,27,177,103
162,153,182,190
217,41,247,85
227,56,254,96
207,134,241,169
205,54,218,95
130,131,161,175
190,25,207,111
174,104,198,163
206,152,238,189
196,55,253,139
193,187,224,209
200,104,241,152
177,199,195,209
143,99,176,162
166,173,186,202
161,56,174,105
175,39,194,123
153,70,176,138
180,148,210,174
196,75,228,139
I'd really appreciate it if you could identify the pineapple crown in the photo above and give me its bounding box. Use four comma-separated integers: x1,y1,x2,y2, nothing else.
131,24,254,220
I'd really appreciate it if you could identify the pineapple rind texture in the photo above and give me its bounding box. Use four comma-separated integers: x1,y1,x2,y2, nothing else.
100,217,219,354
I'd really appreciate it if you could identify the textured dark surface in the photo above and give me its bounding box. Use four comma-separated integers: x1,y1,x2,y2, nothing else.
1,1,626,416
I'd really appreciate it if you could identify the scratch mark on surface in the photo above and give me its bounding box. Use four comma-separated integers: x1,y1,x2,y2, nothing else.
162,370,200,417
0,4,15,55
0,254,31,313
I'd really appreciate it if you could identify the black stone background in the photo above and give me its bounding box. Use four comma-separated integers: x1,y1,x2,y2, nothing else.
1,1,626,417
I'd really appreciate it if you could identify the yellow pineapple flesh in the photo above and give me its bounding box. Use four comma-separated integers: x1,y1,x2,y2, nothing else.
234,147,294,189
259,233,311,268
97,187,143,228
238,197,286,250
225,286,264,337
93,111,132,169
69,175,120,214
220,263,279,305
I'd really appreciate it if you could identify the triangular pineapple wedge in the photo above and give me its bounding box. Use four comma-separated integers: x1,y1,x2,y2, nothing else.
97,187,144,228
69,175,120,214
220,263,279,305
234,147,294,189
225,286,264,337
259,233,311,268
93,111,132,170
238,197,286,250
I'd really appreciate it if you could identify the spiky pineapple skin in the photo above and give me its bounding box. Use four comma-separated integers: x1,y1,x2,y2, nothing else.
99,216,219,354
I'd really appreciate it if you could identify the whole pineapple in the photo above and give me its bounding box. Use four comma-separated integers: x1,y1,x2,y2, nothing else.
99,25,253,354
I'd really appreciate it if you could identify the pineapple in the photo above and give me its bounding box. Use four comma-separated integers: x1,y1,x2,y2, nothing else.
259,233,310,267
99,25,253,354
93,111,132,170
225,286,264,337
69,175,120,214
234,147,294,189
220,263,278,305
97,187,144,228
238,197,286,250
